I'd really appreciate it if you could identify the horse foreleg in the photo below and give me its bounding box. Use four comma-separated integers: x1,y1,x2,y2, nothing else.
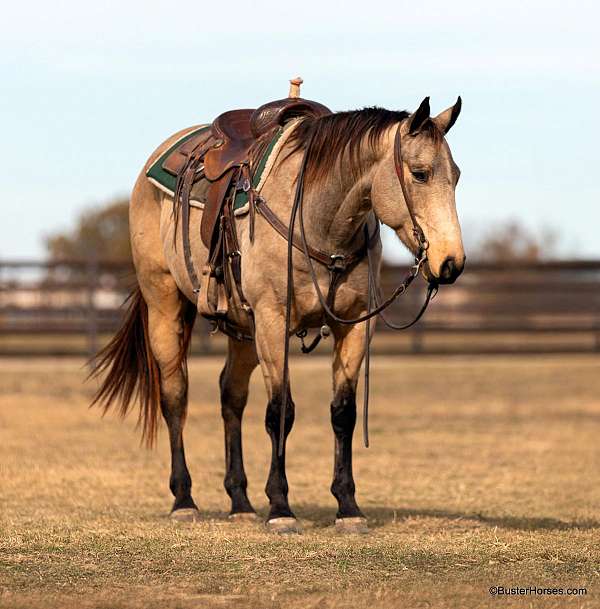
253,312,299,533
330,322,369,533
220,338,258,518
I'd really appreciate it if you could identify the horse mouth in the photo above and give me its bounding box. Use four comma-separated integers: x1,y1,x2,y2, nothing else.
421,261,436,283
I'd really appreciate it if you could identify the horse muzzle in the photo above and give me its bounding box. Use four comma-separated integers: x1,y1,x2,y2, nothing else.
437,255,465,284
422,255,465,285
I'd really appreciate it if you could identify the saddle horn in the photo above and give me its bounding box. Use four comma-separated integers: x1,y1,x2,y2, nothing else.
288,77,303,98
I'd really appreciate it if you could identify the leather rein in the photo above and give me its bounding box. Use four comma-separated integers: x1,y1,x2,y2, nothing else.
274,120,438,455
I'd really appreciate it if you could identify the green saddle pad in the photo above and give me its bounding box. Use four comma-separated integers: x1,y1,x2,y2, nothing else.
146,125,284,213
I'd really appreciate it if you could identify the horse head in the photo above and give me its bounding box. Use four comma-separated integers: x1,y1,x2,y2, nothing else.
372,97,465,284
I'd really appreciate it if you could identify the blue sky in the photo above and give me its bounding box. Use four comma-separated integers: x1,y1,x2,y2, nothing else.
1,0,598,260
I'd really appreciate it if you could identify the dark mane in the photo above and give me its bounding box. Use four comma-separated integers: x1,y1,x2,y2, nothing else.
285,107,442,184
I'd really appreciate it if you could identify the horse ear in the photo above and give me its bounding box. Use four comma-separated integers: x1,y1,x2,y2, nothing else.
433,96,462,134
409,97,431,134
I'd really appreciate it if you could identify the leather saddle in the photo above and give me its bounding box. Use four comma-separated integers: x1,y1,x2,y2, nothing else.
160,95,330,325
162,97,331,249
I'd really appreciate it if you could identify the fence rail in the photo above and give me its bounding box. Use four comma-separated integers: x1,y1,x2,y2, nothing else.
1,258,599,355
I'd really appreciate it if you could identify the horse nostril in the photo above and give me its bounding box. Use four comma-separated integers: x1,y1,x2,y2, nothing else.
442,258,455,279
439,256,462,283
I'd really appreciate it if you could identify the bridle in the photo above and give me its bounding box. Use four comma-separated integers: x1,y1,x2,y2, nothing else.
171,114,438,455
276,119,438,454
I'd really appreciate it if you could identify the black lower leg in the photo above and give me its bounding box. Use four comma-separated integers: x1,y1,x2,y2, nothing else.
221,373,255,515
264,390,295,520
331,384,363,518
162,396,197,512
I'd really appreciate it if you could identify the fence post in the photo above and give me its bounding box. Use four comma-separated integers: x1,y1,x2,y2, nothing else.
86,252,99,360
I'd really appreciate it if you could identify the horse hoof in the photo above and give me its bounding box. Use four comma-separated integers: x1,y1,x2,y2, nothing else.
266,517,302,534
170,508,201,522
335,517,369,534
228,512,259,522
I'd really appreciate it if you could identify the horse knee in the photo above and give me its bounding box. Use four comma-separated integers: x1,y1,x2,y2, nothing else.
265,393,295,436
331,386,357,438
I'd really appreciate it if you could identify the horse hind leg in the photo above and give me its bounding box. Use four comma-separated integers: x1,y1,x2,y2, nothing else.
220,338,259,519
145,281,199,521
90,277,199,520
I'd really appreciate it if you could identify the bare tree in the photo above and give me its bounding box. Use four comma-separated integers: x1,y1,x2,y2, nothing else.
45,198,131,263
471,220,559,262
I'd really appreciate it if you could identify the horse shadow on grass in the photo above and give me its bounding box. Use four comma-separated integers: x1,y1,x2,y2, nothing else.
158,506,599,532
293,504,600,532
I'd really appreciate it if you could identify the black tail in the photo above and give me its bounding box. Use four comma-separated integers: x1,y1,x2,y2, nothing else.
89,286,195,447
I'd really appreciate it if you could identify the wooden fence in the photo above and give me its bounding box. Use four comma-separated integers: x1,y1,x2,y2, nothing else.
1,259,599,355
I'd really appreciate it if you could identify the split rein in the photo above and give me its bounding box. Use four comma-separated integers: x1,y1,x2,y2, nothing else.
277,122,438,455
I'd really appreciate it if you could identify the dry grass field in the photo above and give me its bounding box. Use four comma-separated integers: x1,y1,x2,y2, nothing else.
1,354,600,609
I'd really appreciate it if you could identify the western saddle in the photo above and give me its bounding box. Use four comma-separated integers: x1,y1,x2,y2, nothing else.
161,78,331,337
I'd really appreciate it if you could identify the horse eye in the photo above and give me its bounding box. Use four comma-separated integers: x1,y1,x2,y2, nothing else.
411,170,428,183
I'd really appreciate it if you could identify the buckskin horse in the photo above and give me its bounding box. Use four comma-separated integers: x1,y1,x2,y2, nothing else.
91,80,465,534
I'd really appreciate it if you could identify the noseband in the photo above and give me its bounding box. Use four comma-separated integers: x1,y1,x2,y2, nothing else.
277,120,437,454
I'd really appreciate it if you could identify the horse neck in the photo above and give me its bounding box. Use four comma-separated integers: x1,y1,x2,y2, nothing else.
301,155,379,253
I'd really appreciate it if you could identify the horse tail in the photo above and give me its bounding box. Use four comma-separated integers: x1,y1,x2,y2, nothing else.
89,285,193,447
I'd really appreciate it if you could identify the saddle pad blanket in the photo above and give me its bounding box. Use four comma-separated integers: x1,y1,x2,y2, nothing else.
145,125,210,207
145,119,300,215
